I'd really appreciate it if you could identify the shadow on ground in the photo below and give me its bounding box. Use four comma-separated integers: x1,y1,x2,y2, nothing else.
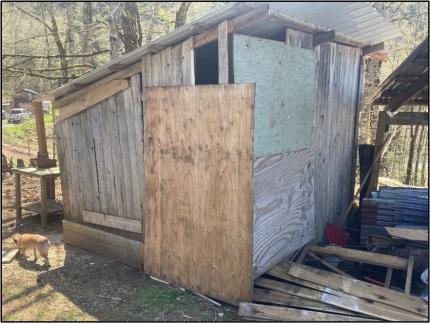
2,215,240,321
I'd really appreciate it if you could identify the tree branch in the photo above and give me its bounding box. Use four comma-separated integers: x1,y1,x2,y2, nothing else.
4,68,84,80
4,64,93,72
2,50,110,59
13,4,53,32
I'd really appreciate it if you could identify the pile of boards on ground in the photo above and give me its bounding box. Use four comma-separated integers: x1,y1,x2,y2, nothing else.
239,244,429,321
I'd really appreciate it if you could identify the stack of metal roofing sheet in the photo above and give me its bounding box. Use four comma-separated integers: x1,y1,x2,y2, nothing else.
361,187,428,242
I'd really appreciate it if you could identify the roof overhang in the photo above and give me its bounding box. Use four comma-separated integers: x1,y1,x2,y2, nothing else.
38,2,400,103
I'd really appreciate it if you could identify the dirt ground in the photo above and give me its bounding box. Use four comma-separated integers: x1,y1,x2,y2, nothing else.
1,150,240,321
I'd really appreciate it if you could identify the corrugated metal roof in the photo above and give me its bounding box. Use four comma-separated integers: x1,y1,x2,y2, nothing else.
269,2,400,44
42,2,399,102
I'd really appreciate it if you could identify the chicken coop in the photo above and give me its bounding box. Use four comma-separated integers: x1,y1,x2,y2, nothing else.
39,2,398,304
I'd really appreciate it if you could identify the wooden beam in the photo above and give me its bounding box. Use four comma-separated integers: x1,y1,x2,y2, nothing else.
404,256,415,295
287,262,428,316
366,110,388,195
386,112,429,126
108,63,132,71
385,268,393,288
253,288,357,316
312,30,335,47
63,219,143,268
307,251,353,277
308,244,409,270
146,43,166,53
56,79,130,123
285,28,313,49
32,101,48,158
386,72,428,113
362,42,384,55
267,10,366,48
82,210,142,233
54,62,141,108
218,20,229,84
189,22,210,35
194,6,269,48
239,303,374,321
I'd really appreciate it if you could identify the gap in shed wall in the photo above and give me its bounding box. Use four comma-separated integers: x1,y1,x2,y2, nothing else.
195,41,219,85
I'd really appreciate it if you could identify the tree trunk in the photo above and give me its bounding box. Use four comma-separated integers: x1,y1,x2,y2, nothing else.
109,3,123,59
82,2,93,72
146,2,160,43
421,134,428,186
413,125,426,185
175,2,191,28
47,2,68,84
121,2,142,53
405,124,419,185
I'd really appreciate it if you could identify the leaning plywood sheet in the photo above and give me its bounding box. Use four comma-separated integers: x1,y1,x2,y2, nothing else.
253,149,315,277
143,84,255,305
233,34,316,158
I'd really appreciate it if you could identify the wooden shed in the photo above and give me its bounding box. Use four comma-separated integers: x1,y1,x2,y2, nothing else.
39,2,398,304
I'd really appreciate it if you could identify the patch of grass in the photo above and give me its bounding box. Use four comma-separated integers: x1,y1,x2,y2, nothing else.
131,283,194,319
54,310,84,321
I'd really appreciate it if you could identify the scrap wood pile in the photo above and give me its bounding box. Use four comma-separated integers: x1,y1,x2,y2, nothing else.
239,244,429,321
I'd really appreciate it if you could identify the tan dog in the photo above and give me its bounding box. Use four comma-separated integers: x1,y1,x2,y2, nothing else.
12,233,50,266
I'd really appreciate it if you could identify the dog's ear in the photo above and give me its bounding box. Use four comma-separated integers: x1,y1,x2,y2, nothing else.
12,234,20,244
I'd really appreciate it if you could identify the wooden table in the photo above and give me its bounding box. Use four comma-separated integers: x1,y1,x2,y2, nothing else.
12,166,62,228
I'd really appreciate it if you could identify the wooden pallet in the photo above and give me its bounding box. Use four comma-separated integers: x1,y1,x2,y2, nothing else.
239,262,428,321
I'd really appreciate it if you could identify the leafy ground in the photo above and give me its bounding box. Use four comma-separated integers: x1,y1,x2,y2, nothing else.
1,167,240,321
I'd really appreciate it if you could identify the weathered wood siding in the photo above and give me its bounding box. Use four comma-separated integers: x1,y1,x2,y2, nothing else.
253,149,315,277
313,43,362,240
233,34,316,158
56,37,195,241
55,75,144,236
143,84,255,305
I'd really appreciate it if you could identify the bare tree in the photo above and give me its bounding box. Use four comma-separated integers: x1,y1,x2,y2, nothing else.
109,3,123,59
175,2,192,28
82,2,93,71
121,2,142,53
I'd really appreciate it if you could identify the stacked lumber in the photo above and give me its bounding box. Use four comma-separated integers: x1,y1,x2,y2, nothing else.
361,187,428,242
240,246,429,321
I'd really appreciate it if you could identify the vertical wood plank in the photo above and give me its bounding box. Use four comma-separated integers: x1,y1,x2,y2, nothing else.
181,37,195,85
54,122,71,219
40,177,47,228
285,28,313,49
218,21,229,84
15,174,21,222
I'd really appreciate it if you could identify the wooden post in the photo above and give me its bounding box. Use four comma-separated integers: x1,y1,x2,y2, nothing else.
15,173,22,223
40,177,48,228
404,256,415,295
366,111,388,196
33,101,48,159
384,268,393,288
218,20,229,84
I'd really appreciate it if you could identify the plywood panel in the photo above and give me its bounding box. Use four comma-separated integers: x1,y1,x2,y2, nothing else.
233,34,316,158
313,43,361,240
143,84,255,305
253,149,315,277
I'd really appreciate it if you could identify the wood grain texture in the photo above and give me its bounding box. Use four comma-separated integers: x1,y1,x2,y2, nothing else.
143,84,255,305
233,34,316,158
268,264,427,321
218,21,229,84
55,75,144,234
253,288,357,316
313,42,362,240
82,210,142,233
253,149,315,277
239,303,375,321
63,220,142,268
57,79,129,123
285,28,313,49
